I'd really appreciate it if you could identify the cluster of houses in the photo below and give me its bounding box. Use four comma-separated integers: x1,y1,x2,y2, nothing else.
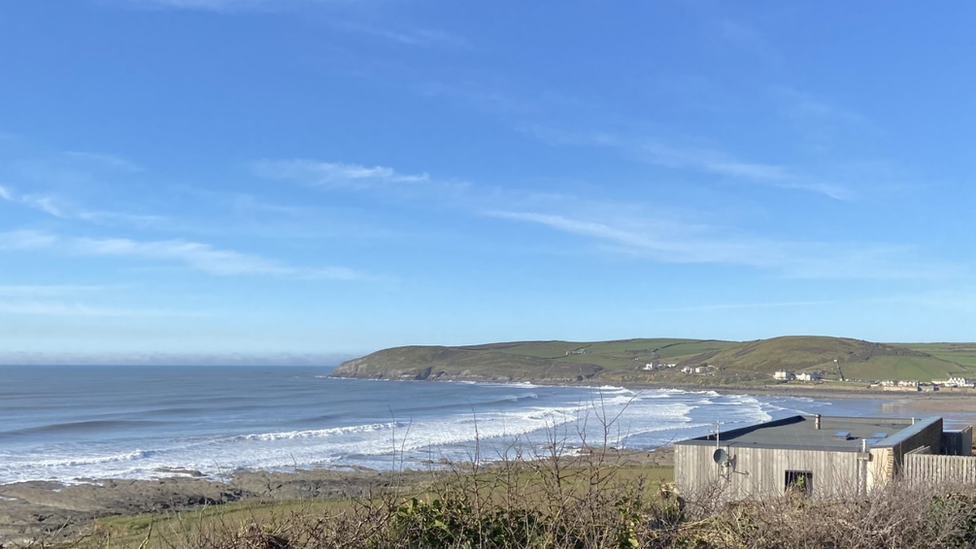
639,361,715,374
642,361,678,371
943,377,976,388
675,414,976,499
869,378,976,392
773,371,821,382
873,379,940,392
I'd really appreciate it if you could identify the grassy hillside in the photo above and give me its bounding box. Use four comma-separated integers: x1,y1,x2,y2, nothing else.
332,336,974,384
901,343,976,369
698,336,966,381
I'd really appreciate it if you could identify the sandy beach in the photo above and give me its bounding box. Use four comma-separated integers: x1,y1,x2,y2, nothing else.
621,381,976,417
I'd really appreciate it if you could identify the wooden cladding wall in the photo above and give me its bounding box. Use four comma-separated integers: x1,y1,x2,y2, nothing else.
675,445,863,500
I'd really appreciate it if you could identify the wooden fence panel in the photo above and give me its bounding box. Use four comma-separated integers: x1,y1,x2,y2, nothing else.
904,454,976,484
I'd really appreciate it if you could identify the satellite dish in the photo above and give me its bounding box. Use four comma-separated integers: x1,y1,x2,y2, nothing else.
713,448,729,466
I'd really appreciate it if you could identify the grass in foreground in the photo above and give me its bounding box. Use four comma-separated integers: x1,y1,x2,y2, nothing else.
50,454,976,549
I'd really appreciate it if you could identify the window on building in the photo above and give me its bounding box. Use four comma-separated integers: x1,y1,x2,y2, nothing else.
785,470,813,496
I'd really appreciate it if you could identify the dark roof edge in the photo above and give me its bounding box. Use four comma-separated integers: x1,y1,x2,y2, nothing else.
674,414,940,447
674,415,805,445
871,416,942,448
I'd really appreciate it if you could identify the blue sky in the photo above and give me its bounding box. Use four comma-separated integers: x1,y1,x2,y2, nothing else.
0,1,973,360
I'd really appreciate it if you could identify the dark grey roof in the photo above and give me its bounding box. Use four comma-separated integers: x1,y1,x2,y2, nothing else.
676,415,941,452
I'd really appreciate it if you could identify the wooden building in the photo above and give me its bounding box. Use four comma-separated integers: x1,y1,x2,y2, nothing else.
674,415,945,499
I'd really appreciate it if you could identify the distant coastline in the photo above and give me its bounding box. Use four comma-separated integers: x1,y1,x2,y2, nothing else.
332,336,976,391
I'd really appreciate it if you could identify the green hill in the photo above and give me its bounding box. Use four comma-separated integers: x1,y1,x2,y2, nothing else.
332,336,973,384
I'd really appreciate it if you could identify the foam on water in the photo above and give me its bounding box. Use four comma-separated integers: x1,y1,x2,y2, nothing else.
0,367,879,484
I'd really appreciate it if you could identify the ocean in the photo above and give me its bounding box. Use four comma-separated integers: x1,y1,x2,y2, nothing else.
0,365,894,485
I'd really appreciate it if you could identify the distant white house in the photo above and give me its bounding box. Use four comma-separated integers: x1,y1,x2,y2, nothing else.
681,366,694,374
946,377,976,388
694,365,711,374
643,362,678,371
796,372,821,382
773,371,796,381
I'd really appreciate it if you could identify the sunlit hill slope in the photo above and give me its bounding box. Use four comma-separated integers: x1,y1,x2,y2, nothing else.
332,336,974,384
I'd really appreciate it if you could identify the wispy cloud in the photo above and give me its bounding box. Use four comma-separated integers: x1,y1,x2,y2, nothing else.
253,160,431,189
20,193,70,217
1,185,165,228
771,86,868,127
0,230,363,280
0,300,206,317
64,151,144,172
641,142,854,200
0,230,60,250
334,21,467,49
0,285,112,297
516,123,854,200
768,86,878,153
652,299,841,313
487,211,690,256
655,291,976,315
107,0,271,11
488,209,956,281
0,284,202,318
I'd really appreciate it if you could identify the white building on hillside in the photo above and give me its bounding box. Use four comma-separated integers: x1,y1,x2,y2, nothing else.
773,371,795,381
946,377,976,388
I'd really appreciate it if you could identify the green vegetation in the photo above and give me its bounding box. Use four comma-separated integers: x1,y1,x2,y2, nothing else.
902,343,976,369
333,336,976,384
67,461,976,549
71,452,674,549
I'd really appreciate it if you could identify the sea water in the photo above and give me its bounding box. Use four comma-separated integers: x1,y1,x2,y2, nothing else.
0,365,890,484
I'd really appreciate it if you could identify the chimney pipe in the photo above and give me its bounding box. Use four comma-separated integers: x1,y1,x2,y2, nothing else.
815,414,822,430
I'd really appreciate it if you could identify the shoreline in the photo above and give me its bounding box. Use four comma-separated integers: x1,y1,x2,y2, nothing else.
0,447,672,546
5,378,975,545
424,376,976,416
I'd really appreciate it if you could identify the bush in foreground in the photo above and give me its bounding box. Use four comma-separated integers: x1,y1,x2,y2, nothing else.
68,454,976,549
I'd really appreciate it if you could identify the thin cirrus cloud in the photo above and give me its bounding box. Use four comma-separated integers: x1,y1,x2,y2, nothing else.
107,0,467,50
0,285,112,297
63,151,144,172
0,230,362,280
487,210,954,281
1,185,164,228
487,210,788,268
332,21,468,49
516,123,854,200
0,285,202,318
641,142,854,200
108,0,271,11
0,300,206,318
252,159,430,189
